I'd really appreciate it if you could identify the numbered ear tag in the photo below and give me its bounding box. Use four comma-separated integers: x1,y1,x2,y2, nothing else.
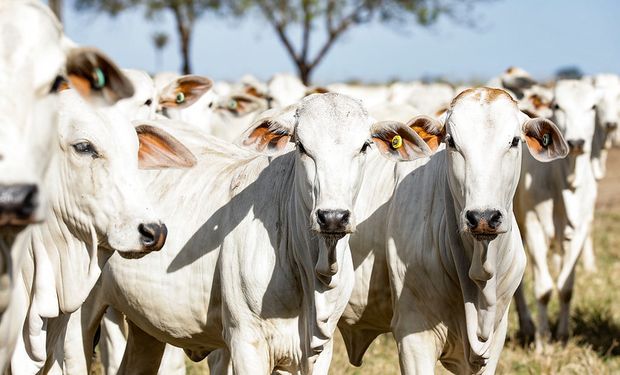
93,68,106,89
542,133,551,147
228,100,238,110
175,92,185,104
391,135,403,149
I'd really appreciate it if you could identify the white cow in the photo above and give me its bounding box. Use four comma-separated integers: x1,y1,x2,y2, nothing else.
0,1,136,371
339,87,567,374
72,93,432,375
267,72,308,108
487,67,537,99
514,80,600,346
590,74,620,180
6,89,196,374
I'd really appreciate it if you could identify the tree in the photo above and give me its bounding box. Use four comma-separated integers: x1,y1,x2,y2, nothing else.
49,0,63,22
231,0,487,84
76,0,221,74
555,66,584,80
152,31,170,70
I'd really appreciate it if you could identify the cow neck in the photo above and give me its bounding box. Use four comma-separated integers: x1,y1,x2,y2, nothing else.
559,152,591,191
284,160,352,367
442,171,519,369
27,164,111,319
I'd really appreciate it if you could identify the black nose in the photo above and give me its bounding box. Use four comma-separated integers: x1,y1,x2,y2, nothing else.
605,121,618,130
138,222,167,251
0,184,39,225
566,139,585,150
316,209,350,233
465,209,503,232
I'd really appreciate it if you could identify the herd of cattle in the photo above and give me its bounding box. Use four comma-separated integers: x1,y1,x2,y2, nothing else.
1,1,619,374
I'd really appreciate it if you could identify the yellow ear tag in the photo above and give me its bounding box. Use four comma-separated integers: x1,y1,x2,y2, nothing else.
391,135,403,149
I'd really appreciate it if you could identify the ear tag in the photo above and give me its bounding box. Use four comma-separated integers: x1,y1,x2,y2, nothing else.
542,133,551,147
228,100,238,110
391,135,403,149
175,92,185,104
93,68,106,89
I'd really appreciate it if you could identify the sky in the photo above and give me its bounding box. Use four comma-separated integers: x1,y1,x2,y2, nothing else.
56,0,620,84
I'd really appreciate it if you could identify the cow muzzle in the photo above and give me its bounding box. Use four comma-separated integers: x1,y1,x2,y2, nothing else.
315,209,354,238
566,139,585,155
465,209,505,241
605,121,618,131
138,222,167,252
0,184,40,229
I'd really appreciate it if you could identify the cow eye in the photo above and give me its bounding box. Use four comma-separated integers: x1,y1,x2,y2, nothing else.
510,137,521,148
446,134,456,148
144,99,153,106
552,103,561,110
72,141,99,158
591,104,597,110
360,141,371,154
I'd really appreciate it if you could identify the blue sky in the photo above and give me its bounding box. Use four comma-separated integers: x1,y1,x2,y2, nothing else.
57,0,620,84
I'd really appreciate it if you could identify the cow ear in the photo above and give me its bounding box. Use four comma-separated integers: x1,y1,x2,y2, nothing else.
220,94,264,116
135,125,197,169
240,118,293,154
371,120,432,161
405,115,446,152
521,113,568,162
65,48,134,105
159,75,213,109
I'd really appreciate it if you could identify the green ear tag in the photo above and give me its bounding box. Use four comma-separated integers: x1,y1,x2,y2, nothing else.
391,135,403,149
542,133,551,147
93,68,105,89
176,92,185,104
228,100,238,110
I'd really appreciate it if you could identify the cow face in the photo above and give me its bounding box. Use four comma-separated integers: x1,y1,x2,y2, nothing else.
53,90,195,257
593,74,620,133
241,93,431,239
552,80,599,156
115,69,159,121
441,88,567,241
0,2,134,234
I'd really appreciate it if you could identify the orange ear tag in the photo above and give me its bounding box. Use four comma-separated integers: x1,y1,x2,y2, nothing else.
391,135,403,149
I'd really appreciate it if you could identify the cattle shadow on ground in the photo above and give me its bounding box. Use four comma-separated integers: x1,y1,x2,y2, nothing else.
572,306,620,357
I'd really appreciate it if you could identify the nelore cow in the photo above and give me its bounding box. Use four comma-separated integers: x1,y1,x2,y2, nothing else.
338,88,567,374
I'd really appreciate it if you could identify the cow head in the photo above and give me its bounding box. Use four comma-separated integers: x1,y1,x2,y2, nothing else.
241,93,432,240
551,80,599,156
53,90,196,258
593,74,620,133
434,88,567,241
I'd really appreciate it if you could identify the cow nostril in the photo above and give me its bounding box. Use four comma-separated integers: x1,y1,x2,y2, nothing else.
606,122,618,130
138,223,157,247
567,139,585,149
487,210,503,229
316,210,327,226
17,185,38,218
316,209,351,232
138,223,167,251
465,210,479,228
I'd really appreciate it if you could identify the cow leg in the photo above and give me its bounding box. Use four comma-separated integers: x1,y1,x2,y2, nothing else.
207,348,233,375
556,222,589,342
513,281,535,343
227,331,270,375
481,309,509,375
392,293,438,375
307,337,334,375
100,306,129,375
157,345,187,375
523,220,553,347
580,232,597,273
118,320,166,375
